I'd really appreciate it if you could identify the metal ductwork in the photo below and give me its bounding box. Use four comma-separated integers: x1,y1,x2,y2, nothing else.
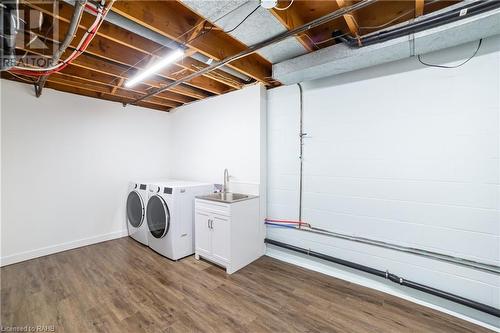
1,0,19,71
273,1,500,85
103,10,254,82
127,0,378,105
62,0,252,82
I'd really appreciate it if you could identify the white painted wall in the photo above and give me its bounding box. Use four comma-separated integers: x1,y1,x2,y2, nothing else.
169,84,266,195
1,81,268,265
1,80,172,265
169,84,267,254
267,36,500,328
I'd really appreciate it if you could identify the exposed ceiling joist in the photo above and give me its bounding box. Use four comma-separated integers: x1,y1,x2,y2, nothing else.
270,0,349,50
110,0,274,85
25,2,231,97
33,1,246,90
127,0,378,105
262,1,314,52
2,71,172,111
14,45,191,107
110,77,125,95
2,0,466,112
56,51,198,103
23,23,211,100
52,65,182,108
273,2,500,84
416,0,425,17
336,0,360,37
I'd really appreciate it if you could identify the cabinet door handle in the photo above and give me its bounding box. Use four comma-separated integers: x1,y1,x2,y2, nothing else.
207,219,210,229
209,219,213,229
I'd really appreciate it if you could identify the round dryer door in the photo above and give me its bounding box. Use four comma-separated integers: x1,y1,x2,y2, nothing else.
126,190,144,228
147,195,170,239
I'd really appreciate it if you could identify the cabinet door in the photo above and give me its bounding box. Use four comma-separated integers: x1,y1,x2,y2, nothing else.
195,210,211,256
211,215,230,263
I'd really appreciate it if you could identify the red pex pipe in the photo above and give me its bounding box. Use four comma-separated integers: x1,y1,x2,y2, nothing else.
265,218,311,228
11,3,105,77
85,3,99,13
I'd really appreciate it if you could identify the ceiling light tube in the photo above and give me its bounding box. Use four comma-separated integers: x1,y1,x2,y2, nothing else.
125,49,185,88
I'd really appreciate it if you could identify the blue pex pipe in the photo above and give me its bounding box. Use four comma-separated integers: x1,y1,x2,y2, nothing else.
265,222,297,229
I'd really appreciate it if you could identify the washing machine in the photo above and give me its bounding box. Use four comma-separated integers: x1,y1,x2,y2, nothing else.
146,180,213,260
126,181,151,245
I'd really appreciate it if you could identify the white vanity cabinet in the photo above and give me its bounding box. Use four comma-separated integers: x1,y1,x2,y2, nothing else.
194,196,262,274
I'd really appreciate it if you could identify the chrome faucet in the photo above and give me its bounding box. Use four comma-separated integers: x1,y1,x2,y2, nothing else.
223,168,229,193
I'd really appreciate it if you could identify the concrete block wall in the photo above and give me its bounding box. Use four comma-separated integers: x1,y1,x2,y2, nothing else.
266,36,500,327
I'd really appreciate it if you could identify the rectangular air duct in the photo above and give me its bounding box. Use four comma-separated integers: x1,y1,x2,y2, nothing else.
273,4,500,85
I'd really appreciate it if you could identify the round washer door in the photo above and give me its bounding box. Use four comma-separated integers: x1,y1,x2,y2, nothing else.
126,190,144,228
147,195,170,239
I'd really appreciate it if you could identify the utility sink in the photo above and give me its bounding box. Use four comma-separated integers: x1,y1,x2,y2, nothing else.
196,192,256,203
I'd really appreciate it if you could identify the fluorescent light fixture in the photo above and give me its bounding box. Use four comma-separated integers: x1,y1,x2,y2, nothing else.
125,49,184,88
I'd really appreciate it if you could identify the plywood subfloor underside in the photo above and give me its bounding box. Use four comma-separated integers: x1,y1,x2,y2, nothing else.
1,237,491,332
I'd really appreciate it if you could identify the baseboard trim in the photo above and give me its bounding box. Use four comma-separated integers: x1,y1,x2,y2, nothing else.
266,246,500,332
1,230,129,267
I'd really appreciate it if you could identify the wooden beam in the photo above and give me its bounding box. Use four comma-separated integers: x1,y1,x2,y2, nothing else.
45,80,172,112
351,1,423,34
24,2,235,96
1,72,171,112
62,51,196,103
415,0,425,17
270,1,349,50
270,2,317,52
15,39,195,105
111,78,125,95
110,0,273,85
336,0,360,37
27,1,245,90
56,65,181,108
22,18,211,100
50,72,178,108
186,18,207,44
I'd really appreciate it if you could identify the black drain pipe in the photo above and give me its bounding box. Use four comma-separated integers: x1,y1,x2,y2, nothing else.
338,0,500,47
265,238,500,318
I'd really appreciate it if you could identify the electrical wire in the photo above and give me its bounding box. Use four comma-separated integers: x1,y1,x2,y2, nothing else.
188,2,248,42
224,5,260,34
310,31,352,47
301,33,320,50
295,0,444,49
311,0,443,47
10,1,110,76
184,23,214,46
274,0,294,11
108,1,248,86
183,1,250,45
347,7,415,31
352,0,442,31
417,39,482,68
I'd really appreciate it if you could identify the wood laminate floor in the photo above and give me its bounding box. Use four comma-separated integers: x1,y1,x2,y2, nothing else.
1,237,493,332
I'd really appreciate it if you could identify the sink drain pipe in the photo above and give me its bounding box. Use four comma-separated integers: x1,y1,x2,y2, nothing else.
265,238,500,318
